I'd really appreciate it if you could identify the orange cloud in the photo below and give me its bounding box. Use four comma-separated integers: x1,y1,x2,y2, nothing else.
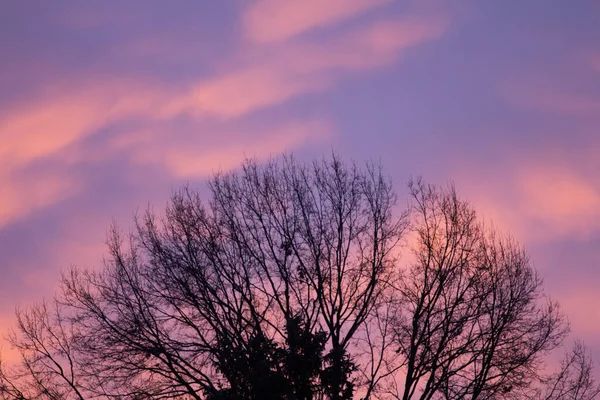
243,0,393,43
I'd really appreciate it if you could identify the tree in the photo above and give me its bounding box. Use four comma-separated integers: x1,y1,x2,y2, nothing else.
539,341,600,400
0,301,86,399
389,180,570,400
1,155,597,400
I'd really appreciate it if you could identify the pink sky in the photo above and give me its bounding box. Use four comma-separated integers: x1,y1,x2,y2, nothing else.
1,0,599,361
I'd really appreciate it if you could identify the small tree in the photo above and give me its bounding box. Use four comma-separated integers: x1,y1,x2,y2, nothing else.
0,301,86,399
540,341,600,400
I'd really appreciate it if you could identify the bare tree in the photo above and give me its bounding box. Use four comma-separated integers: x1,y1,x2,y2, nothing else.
2,155,404,399
1,157,597,400
392,180,570,400
538,342,600,400
0,301,87,400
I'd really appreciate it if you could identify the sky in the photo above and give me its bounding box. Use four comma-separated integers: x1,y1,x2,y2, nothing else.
1,0,599,363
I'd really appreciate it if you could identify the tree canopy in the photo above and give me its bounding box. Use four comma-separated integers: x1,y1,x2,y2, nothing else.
1,155,598,400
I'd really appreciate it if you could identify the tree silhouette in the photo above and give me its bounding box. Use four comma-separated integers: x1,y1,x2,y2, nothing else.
390,180,569,400
1,155,597,400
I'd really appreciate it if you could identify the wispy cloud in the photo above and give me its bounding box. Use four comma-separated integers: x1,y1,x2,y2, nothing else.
0,1,450,233
457,159,600,243
559,289,600,336
0,82,171,227
0,171,77,229
168,16,449,119
517,166,600,231
0,81,175,168
113,119,335,178
243,0,393,43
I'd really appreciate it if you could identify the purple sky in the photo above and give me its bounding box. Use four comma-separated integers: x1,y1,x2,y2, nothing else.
1,0,599,362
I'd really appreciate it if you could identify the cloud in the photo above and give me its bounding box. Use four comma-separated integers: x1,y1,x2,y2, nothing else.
163,121,333,178
0,7,449,229
0,317,20,364
0,171,78,229
1,14,447,159
243,0,393,43
0,81,174,228
521,90,600,115
457,161,600,243
167,16,449,119
161,67,327,120
0,97,106,168
558,289,600,336
517,167,600,234
0,82,175,169
114,119,334,178
0,76,335,227
0,14,448,162
282,16,449,72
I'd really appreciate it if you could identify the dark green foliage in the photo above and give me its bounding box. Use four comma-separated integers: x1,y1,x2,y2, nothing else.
284,316,328,400
321,347,357,400
207,332,288,400
206,316,330,400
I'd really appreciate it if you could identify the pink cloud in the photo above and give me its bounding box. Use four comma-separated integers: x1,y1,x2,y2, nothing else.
456,160,600,243
115,119,334,178
0,205,113,362
0,82,176,227
0,13,448,159
280,16,449,73
3,15,447,142
558,289,600,337
168,16,448,119
0,171,78,229
243,0,393,44
165,120,333,178
0,78,328,226
1,97,107,168
0,317,20,364
160,67,327,119
517,167,600,231
0,81,177,169
0,10,449,228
